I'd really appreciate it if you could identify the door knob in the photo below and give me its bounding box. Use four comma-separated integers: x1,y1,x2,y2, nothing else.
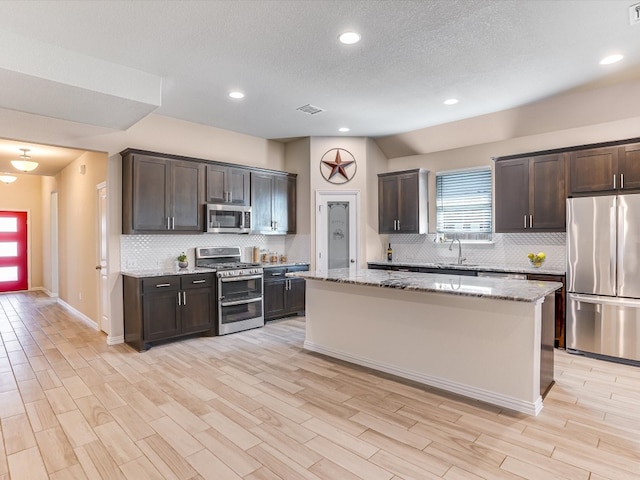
350,259,355,263
95,266,102,270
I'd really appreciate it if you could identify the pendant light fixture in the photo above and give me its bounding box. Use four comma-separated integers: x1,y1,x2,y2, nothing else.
11,148,38,172
0,174,17,184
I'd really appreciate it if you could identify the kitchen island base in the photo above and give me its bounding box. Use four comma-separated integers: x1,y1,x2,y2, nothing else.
303,279,555,415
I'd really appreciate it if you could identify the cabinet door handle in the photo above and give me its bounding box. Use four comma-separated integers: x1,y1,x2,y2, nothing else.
192,279,206,284
529,215,533,228
183,291,187,305
156,283,171,288
397,220,400,230
177,292,181,305
172,217,176,229
613,174,616,189
167,217,170,229
621,173,624,189
229,191,232,202
523,215,527,229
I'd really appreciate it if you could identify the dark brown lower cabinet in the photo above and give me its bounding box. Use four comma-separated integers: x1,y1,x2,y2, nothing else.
528,273,566,349
124,273,215,351
264,265,308,321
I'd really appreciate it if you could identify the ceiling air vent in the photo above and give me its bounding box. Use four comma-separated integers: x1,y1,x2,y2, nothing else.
296,104,324,115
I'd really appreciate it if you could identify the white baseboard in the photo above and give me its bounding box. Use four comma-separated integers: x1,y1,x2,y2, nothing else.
303,341,543,416
38,287,57,298
107,335,124,345
56,299,98,331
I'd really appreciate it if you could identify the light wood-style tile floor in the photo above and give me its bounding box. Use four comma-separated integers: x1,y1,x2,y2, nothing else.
1,291,639,479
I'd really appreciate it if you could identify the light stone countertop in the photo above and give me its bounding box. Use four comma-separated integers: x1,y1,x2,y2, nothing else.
368,260,565,276
121,262,310,279
121,267,217,278
288,268,562,302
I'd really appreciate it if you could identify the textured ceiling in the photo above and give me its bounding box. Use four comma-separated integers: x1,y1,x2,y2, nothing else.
0,0,638,171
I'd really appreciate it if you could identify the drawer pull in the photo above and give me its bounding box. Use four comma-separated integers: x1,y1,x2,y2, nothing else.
270,272,283,276
155,283,171,288
192,279,206,284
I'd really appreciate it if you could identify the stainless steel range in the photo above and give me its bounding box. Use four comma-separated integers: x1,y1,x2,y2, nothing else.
195,246,263,335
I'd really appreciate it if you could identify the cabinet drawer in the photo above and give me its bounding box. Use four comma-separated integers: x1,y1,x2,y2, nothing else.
181,273,214,290
142,276,180,293
264,267,287,281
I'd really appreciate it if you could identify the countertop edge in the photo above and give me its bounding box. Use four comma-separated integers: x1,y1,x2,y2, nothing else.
289,269,562,302
367,261,565,276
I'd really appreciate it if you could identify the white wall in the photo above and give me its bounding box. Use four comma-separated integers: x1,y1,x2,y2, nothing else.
284,137,311,264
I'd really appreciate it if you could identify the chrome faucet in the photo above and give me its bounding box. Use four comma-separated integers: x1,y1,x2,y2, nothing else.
449,237,466,264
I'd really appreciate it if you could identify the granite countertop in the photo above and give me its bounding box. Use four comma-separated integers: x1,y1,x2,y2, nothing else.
121,262,310,279
121,267,217,278
368,260,565,276
288,268,562,302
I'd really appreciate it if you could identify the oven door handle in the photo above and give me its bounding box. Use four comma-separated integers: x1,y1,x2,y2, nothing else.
220,297,263,307
219,274,263,282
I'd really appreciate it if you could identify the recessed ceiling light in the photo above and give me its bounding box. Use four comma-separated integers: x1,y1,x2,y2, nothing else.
338,31,361,45
444,98,459,105
229,91,245,99
599,54,623,65
338,127,350,133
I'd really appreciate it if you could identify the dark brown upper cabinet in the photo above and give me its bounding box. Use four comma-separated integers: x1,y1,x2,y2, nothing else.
569,146,619,195
569,143,640,195
495,153,566,233
250,171,296,234
378,169,428,234
618,142,640,192
122,151,204,234
206,164,250,205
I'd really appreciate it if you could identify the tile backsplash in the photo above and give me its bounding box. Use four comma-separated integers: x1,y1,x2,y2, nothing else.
121,231,565,272
121,234,288,271
386,232,566,270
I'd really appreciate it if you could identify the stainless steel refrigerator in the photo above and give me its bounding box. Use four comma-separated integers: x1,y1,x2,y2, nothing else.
567,194,640,363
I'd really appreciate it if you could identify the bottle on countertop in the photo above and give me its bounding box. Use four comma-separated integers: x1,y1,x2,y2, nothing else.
387,243,393,262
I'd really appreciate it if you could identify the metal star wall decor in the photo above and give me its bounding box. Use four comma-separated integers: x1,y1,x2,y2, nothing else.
319,148,357,184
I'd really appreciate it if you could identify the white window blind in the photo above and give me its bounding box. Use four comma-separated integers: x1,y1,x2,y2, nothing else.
436,168,492,236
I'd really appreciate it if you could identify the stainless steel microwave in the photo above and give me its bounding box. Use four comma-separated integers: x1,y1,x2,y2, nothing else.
206,204,251,233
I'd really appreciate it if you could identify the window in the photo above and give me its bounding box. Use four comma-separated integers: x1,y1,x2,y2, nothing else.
436,168,492,241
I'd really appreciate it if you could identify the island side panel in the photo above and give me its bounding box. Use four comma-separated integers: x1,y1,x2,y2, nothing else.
303,279,545,415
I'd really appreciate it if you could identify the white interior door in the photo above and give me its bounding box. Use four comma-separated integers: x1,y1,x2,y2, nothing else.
97,183,108,333
316,191,359,274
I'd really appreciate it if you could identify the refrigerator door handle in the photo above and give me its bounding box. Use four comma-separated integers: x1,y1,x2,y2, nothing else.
610,201,617,295
617,199,625,294
568,293,640,308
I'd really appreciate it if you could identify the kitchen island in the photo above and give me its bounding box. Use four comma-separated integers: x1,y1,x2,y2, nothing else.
288,268,561,415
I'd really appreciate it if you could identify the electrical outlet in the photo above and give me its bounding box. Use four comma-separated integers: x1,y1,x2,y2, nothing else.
125,258,137,269
630,2,640,25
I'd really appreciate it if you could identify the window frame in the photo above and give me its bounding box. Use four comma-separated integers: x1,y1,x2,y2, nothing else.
435,167,493,243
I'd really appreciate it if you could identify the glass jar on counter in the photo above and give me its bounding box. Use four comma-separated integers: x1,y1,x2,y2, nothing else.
279,254,287,264
261,252,269,264
270,252,279,264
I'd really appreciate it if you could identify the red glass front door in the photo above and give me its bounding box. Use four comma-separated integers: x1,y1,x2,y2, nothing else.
0,211,28,292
